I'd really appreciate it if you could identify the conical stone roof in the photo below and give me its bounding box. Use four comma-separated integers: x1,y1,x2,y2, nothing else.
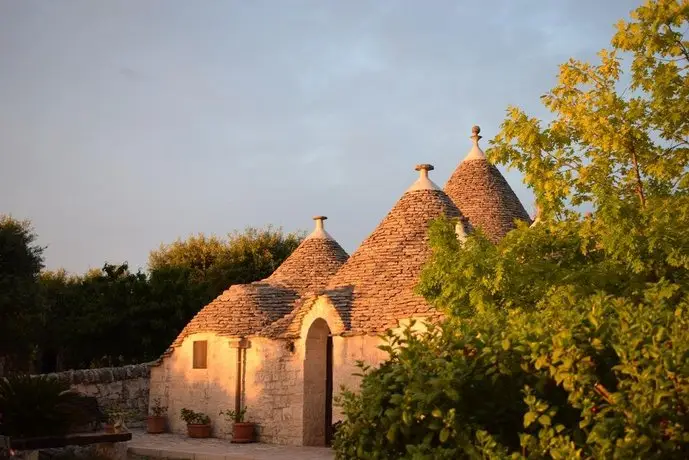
444,126,531,243
266,216,349,294
323,164,465,334
169,217,348,347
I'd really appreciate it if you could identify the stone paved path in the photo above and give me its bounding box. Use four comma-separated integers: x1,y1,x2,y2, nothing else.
127,430,334,460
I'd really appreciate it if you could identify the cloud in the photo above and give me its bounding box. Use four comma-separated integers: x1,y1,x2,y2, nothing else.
119,67,146,82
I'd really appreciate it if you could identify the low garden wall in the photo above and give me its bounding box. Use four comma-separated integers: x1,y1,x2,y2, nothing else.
42,363,153,428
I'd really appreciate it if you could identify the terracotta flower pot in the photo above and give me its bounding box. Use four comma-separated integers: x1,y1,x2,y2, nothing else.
187,423,212,438
103,423,115,433
147,415,167,434
231,422,256,443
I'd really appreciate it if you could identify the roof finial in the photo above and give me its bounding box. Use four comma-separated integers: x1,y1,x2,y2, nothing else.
406,164,440,192
471,125,482,143
313,215,327,230
415,163,434,176
464,125,487,161
309,215,332,239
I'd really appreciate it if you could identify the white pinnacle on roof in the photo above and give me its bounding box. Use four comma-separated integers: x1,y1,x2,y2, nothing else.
307,215,333,240
455,221,468,243
406,164,440,192
464,125,487,161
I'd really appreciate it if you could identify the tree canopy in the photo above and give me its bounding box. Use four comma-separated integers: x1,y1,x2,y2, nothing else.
0,216,44,373
148,226,304,295
0,221,304,373
491,0,689,218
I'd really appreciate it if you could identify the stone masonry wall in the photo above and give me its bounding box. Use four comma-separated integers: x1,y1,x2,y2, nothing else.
150,333,303,445
42,363,152,427
149,333,238,438
246,337,304,445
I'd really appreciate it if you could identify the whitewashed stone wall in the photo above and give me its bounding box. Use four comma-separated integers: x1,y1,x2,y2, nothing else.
246,337,304,445
149,333,239,439
330,318,430,420
331,335,388,421
148,299,417,446
150,334,304,444
43,363,152,427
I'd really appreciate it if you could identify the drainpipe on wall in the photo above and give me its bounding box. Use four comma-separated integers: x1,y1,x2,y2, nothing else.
235,345,242,414
230,338,251,414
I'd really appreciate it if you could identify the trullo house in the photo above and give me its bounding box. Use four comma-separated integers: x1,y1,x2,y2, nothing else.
148,126,531,446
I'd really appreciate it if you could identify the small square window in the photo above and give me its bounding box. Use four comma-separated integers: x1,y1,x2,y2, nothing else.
193,341,208,369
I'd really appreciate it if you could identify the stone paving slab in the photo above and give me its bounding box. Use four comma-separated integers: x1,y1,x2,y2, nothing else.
126,430,334,460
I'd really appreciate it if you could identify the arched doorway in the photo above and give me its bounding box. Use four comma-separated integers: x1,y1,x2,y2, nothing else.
303,318,333,446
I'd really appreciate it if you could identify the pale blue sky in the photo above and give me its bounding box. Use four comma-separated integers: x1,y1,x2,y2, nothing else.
0,0,638,274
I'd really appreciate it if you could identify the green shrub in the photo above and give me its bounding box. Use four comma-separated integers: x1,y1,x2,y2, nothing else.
180,408,210,425
335,290,689,459
0,375,87,438
219,407,247,423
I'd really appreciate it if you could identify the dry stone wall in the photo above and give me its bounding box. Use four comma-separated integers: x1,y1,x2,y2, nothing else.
42,363,152,427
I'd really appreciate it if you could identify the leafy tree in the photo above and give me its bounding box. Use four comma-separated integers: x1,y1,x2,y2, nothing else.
0,215,44,373
490,0,689,218
335,1,689,458
39,263,152,370
37,269,79,372
148,225,304,291
222,226,305,284
148,234,227,284
34,226,305,371
336,276,689,458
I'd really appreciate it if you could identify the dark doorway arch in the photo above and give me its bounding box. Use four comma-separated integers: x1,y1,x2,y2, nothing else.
303,318,333,446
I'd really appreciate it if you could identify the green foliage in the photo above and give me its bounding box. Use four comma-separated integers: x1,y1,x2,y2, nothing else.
0,218,302,372
180,408,210,425
103,404,136,425
0,375,87,437
0,215,44,372
150,398,167,417
490,0,689,219
32,225,304,371
333,319,534,460
336,269,689,458
219,407,247,423
335,1,689,458
36,263,162,369
148,225,304,294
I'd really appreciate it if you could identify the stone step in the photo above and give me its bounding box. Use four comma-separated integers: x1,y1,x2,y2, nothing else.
127,430,333,460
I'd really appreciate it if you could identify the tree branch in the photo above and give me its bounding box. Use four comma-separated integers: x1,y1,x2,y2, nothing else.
629,142,647,208
675,38,689,63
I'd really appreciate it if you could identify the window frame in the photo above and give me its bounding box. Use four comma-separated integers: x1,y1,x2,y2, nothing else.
192,340,208,369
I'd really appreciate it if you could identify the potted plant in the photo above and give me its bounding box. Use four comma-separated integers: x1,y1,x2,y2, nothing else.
180,408,211,438
220,407,255,443
147,398,167,434
103,406,128,433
